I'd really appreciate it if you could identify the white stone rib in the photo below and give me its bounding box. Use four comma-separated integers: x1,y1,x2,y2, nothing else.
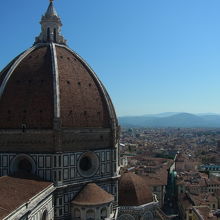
50,43,60,119
0,46,37,99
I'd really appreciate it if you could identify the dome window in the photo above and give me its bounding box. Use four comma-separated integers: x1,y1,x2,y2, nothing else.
18,159,32,173
67,80,70,84
78,82,81,86
80,157,92,171
77,152,99,178
89,83,92,87
10,154,36,175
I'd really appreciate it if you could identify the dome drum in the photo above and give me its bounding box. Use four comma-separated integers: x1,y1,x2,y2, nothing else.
0,128,113,153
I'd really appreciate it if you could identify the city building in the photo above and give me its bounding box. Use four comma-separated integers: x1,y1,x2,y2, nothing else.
118,172,165,220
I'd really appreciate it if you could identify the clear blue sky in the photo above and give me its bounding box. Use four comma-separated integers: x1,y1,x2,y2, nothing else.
1,0,220,116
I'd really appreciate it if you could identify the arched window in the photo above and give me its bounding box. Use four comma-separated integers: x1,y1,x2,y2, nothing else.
100,207,107,219
10,154,36,175
41,210,48,220
86,210,95,220
54,28,57,42
47,27,50,42
74,208,81,220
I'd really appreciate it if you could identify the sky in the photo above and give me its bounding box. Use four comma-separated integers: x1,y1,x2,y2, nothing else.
1,0,220,116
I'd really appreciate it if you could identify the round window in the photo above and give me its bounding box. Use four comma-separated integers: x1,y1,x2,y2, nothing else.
10,154,36,175
78,152,99,177
18,159,32,173
80,156,92,171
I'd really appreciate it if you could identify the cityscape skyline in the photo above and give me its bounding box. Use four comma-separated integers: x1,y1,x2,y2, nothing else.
1,0,220,116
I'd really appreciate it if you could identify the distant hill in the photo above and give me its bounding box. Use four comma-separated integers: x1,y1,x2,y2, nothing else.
119,113,220,128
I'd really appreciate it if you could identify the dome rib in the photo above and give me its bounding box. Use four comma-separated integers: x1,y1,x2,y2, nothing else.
50,43,60,120
0,53,23,86
0,46,37,99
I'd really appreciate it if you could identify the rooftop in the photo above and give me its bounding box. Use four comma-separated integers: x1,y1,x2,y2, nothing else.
0,176,52,219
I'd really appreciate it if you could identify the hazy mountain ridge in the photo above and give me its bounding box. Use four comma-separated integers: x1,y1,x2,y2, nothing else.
119,113,220,128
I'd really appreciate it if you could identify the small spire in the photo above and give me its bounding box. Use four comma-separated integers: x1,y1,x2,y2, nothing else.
34,0,66,45
45,0,58,17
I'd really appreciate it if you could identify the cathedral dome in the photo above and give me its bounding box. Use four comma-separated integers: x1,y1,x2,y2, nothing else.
0,44,117,130
0,1,119,153
118,172,153,206
0,2,117,131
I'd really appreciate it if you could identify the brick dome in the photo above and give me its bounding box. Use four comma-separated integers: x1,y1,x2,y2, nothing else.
118,172,153,206
72,183,114,206
0,44,117,130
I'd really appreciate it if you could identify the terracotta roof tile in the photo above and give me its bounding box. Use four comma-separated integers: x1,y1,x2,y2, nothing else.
119,172,153,206
0,176,52,219
72,183,114,206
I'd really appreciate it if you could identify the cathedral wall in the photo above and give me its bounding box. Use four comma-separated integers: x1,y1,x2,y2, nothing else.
0,128,113,152
0,148,117,182
0,147,119,220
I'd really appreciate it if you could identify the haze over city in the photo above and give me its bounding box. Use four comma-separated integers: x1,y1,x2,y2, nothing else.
1,0,220,116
